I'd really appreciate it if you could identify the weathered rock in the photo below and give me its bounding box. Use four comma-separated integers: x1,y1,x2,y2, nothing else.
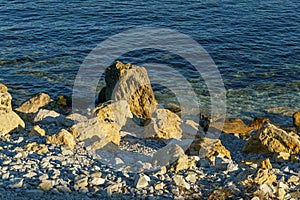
105,61,157,119
242,158,272,169
134,174,150,189
248,117,270,130
16,93,51,113
293,112,300,130
243,123,300,154
94,100,132,128
143,109,182,139
151,143,186,168
253,169,277,185
274,152,290,162
89,177,105,186
173,175,190,190
24,142,49,154
37,180,54,191
187,137,231,163
29,125,46,137
33,109,63,124
169,153,196,172
0,111,25,135
9,178,24,188
46,129,76,150
181,120,204,139
213,118,252,135
75,176,88,187
0,84,12,113
70,117,120,149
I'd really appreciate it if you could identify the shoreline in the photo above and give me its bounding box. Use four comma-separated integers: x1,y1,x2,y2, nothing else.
0,60,300,199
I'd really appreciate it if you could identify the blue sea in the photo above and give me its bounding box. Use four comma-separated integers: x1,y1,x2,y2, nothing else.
0,0,299,126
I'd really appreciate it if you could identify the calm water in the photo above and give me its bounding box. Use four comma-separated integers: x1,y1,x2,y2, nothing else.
0,0,299,125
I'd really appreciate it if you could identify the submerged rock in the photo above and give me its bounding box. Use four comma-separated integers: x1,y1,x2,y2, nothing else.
104,61,157,119
215,118,252,135
243,123,300,154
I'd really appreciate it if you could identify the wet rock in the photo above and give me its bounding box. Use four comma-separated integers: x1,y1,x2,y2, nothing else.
214,118,252,135
70,117,120,149
248,117,270,130
29,125,46,137
143,108,182,139
95,100,132,128
104,61,157,119
46,129,76,150
134,174,150,189
293,112,300,130
243,123,300,154
16,93,51,113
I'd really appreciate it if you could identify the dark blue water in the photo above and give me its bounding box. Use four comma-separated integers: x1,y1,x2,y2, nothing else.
0,0,299,125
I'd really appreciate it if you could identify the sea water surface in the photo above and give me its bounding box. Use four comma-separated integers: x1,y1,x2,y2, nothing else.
0,0,299,126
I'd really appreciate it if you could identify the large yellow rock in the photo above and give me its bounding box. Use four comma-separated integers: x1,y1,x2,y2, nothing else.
0,111,25,135
46,129,76,150
143,109,182,139
70,117,120,149
104,61,157,119
16,93,51,113
243,123,300,154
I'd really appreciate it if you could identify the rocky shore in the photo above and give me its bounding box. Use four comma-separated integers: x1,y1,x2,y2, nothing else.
0,61,300,200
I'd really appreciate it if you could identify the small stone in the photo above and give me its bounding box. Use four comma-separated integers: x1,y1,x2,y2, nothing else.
2,172,10,179
90,177,106,186
23,172,37,178
154,182,164,190
287,175,299,183
134,174,150,189
2,159,11,165
46,129,76,150
173,175,190,190
75,176,88,187
274,152,290,162
29,125,46,137
185,173,197,183
293,112,300,130
258,158,272,169
254,169,277,185
9,178,24,188
56,185,72,193
39,174,49,181
37,180,54,191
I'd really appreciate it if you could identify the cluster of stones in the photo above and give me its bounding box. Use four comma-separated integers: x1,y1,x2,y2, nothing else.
0,61,300,199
